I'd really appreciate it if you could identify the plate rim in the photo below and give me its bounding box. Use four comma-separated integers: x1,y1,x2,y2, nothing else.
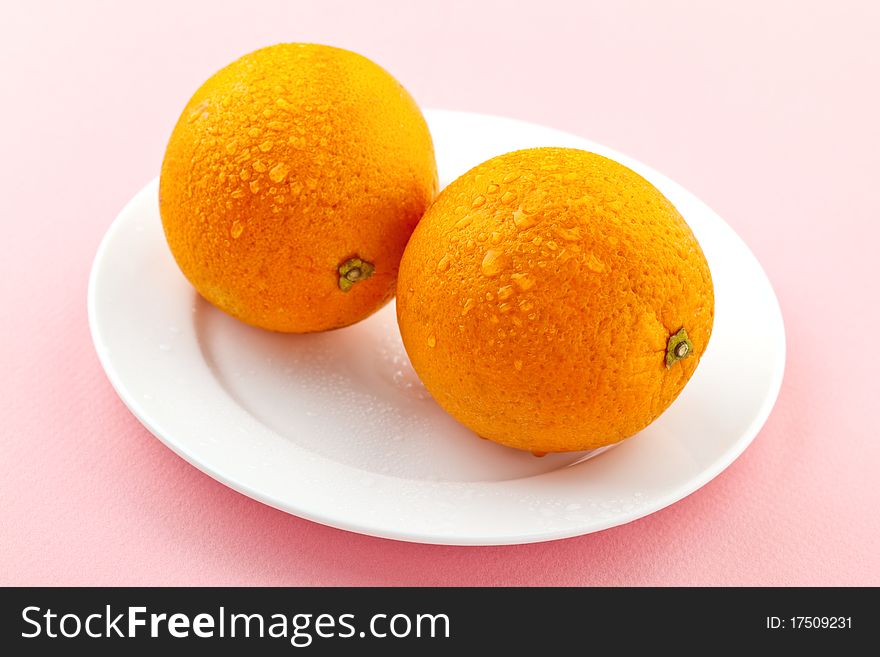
88,108,786,545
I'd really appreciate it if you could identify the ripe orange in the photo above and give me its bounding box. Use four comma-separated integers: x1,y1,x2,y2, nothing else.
397,148,714,453
160,44,437,332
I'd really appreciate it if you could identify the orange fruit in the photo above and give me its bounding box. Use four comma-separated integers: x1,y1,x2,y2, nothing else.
397,147,714,453
160,44,437,332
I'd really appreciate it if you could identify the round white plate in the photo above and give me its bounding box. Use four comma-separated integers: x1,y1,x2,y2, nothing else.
88,109,785,545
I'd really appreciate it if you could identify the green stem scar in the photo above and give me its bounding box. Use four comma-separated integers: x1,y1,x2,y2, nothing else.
666,328,694,368
338,257,375,292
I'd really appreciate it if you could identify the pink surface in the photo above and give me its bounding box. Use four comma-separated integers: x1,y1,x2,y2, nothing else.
1,0,878,586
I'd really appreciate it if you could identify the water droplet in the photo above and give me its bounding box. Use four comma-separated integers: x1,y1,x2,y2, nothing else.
231,221,244,238
486,183,500,194
239,168,251,181
427,335,436,348
545,240,558,251
500,191,516,204
249,180,261,194
481,249,505,277
471,195,486,208
519,299,534,312
465,239,475,250
247,127,261,138
489,315,500,324
437,254,451,272
499,302,512,313
186,102,210,123
497,285,514,300
514,360,523,371
511,272,535,291
485,291,494,300
502,171,521,183
269,162,289,183
555,225,581,241
531,235,543,246
513,208,537,230
490,231,503,245
225,139,238,154
252,160,267,173
461,298,474,315
259,139,274,152
586,253,605,272
455,215,473,229
231,189,245,199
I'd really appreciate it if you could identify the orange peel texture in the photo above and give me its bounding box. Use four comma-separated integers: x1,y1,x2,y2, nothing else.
160,44,438,332
397,148,714,453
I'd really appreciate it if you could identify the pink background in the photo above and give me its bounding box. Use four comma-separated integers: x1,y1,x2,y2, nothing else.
2,0,878,586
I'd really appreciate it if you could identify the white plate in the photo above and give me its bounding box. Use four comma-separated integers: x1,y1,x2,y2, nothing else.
88,109,785,545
